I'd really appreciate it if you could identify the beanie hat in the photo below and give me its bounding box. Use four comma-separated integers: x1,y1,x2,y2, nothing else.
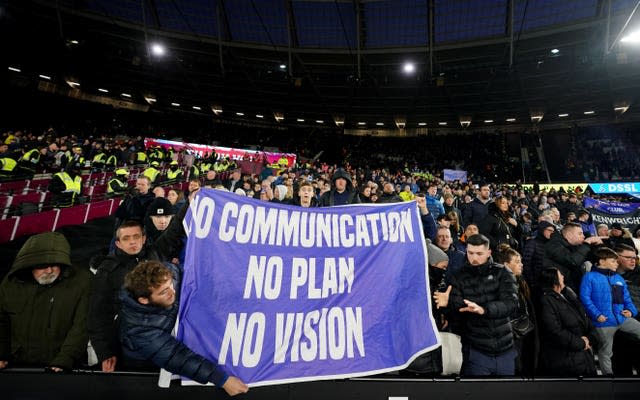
12,232,71,273
427,241,449,267
537,221,555,232
147,197,174,216
275,185,288,201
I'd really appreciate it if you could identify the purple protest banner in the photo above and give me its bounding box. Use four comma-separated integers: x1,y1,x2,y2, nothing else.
179,189,439,386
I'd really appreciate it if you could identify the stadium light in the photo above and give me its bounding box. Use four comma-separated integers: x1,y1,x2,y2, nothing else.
211,105,223,115
438,122,447,126
8,67,21,72
171,102,180,107
403,62,415,74
621,30,640,43
256,114,264,118
121,93,132,98
150,43,166,56
192,106,201,110
551,48,560,54
144,97,156,104
418,122,427,126
39,74,51,80
98,88,109,93
558,113,569,117
506,118,516,122
583,110,595,115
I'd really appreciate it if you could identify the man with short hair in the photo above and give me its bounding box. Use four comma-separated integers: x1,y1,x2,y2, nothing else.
115,176,155,223
544,222,602,293
119,261,248,396
434,234,518,376
434,226,466,278
613,244,640,375
462,183,491,228
609,223,635,249
89,198,189,373
226,169,243,192
0,232,90,371
426,182,445,219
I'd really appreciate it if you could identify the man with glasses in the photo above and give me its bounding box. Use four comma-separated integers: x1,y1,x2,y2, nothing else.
613,244,640,375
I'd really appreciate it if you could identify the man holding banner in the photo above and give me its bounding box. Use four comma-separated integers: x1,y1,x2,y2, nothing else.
119,260,249,396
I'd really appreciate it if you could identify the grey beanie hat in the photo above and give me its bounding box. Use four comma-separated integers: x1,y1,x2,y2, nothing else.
427,242,449,267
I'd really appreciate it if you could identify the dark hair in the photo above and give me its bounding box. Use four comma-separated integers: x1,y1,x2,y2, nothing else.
562,222,581,234
539,267,562,290
615,243,637,254
496,243,519,264
594,247,618,261
466,234,490,247
116,220,144,240
124,260,172,300
436,214,451,222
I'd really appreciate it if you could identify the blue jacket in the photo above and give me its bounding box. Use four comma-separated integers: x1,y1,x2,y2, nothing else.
118,263,229,386
579,267,638,328
425,195,445,220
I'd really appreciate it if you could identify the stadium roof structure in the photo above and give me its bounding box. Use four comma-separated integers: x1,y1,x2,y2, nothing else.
4,0,640,132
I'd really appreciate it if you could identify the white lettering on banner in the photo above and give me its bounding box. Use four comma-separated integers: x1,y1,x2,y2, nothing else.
217,202,414,247
219,312,266,367
273,307,365,363
243,256,283,299
592,214,640,225
289,257,354,299
189,197,216,239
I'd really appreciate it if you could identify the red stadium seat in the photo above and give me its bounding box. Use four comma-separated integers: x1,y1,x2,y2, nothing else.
30,178,51,192
9,192,45,215
91,184,108,199
13,209,59,239
85,199,113,221
55,204,89,229
0,180,30,195
0,217,18,243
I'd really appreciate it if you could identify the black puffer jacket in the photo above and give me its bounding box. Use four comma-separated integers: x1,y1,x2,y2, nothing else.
478,202,521,252
538,288,597,376
448,259,518,355
119,263,228,386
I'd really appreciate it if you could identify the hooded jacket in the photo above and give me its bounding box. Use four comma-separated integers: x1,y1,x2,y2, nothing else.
0,232,90,369
319,168,361,206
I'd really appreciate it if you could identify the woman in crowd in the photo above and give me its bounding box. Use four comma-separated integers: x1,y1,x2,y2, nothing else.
479,196,522,252
166,188,185,214
497,244,538,376
537,267,598,376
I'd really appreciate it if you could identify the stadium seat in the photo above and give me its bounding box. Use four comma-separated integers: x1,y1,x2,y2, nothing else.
86,199,113,221
12,209,59,240
55,204,89,229
9,192,46,215
30,178,51,192
0,180,30,195
0,217,18,242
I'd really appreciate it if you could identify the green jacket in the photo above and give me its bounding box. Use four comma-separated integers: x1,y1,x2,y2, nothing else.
0,232,90,369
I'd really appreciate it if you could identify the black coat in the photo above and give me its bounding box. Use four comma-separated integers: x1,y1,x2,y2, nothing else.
462,197,489,228
543,234,591,294
88,204,188,363
538,288,597,376
448,260,518,356
478,203,522,252
522,234,549,293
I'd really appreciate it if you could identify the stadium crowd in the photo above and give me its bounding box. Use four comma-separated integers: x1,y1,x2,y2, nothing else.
2,123,640,394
